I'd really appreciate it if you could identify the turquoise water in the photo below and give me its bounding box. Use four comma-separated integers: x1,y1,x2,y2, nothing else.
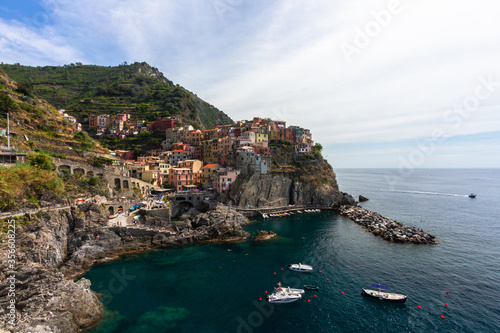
84,169,500,332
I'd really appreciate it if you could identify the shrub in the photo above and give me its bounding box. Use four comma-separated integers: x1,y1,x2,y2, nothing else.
28,152,55,170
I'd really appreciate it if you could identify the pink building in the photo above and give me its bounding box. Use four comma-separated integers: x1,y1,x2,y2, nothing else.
168,168,195,192
215,168,241,193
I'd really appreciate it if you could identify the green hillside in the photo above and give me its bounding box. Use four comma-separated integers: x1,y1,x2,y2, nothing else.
0,70,112,210
0,62,233,130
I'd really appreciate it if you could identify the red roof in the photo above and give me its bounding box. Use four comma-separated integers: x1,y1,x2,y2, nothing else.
172,150,187,153
202,163,219,169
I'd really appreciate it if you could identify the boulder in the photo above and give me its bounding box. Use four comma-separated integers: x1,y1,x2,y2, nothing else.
359,195,369,202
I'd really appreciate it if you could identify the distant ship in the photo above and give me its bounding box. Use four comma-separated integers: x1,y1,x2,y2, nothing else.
469,193,476,198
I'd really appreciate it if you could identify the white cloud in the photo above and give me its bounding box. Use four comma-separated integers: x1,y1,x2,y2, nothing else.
0,19,84,65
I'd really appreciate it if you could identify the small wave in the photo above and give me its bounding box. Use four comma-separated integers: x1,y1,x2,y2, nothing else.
391,190,469,197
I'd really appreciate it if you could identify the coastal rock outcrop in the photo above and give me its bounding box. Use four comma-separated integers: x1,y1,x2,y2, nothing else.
254,230,277,241
191,204,250,241
0,203,250,332
339,206,436,244
359,195,369,202
225,172,354,209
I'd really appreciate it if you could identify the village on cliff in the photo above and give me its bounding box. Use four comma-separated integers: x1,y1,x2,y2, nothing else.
90,114,315,194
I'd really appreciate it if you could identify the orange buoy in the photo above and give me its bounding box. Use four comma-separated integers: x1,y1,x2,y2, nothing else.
418,306,421,309
441,315,444,319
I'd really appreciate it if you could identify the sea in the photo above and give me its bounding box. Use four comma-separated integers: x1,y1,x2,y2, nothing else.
83,168,500,333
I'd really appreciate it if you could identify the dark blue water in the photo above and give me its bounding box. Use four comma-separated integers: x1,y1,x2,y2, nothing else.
84,169,500,332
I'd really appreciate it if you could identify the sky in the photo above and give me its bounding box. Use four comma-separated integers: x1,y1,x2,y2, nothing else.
1,0,499,168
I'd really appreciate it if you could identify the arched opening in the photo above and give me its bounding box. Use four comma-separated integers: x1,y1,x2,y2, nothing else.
178,201,194,213
58,165,71,174
97,173,104,178
123,180,129,189
87,170,94,176
108,206,114,215
114,178,121,190
74,168,85,175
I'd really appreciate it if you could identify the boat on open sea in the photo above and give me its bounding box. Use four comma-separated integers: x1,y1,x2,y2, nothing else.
361,284,407,303
287,263,313,272
267,290,302,303
276,282,304,294
469,193,476,198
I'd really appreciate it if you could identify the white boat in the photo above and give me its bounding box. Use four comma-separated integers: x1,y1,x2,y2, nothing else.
287,263,314,272
361,284,407,303
262,213,269,218
276,282,304,294
267,290,302,303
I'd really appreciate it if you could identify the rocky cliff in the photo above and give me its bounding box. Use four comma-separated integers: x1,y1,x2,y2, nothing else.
0,203,249,332
224,156,355,209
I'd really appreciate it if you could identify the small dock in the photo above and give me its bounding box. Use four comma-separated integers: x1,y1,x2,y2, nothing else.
235,205,334,217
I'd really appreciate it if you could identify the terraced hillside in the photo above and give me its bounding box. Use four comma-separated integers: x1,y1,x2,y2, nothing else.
0,62,233,130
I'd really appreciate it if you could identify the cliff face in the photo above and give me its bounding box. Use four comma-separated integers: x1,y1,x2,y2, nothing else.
0,203,249,332
225,157,355,209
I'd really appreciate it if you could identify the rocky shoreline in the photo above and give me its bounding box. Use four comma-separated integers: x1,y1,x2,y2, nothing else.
0,203,249,333
339,205,436,244
254,230,277,241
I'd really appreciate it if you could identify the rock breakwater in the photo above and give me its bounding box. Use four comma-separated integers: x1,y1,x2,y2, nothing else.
339,206,436,244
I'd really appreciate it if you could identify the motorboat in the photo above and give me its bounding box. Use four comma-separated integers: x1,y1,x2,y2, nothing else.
287,263,314,272
469,193,476,198
361,284,407,303
276,282,304,294
108,213,119,219
267,290,302,303
303,285,319,291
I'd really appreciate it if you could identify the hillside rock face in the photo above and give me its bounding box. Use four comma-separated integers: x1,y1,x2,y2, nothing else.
225,171,355,209
0,203,248,332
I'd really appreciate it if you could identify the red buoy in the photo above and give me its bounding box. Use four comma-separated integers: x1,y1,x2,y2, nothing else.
308,299,311,303
259,298,262,301
277,282,280,286
281,268,283,270
446,291,449,294
441,315,444,319
319,270,322,273
326,278,329,281
418,306,421,309
314,295,317,298
265,291,268,294
445,303,448,306
341,291,344,294
274,272,276,275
